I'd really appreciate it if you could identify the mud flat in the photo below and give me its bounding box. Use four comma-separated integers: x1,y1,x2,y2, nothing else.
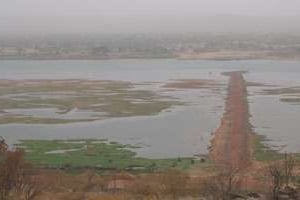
210,71,253,169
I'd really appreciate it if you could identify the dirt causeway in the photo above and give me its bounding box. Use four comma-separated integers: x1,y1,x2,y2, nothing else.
210,71,252,169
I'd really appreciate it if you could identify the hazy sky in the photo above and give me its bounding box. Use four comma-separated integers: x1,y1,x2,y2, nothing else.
2,0,300,16
1,0,300,35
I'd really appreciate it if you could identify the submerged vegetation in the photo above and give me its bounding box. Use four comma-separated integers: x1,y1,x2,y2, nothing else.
0,80,183,124
260,86,300,105
162,79,224,89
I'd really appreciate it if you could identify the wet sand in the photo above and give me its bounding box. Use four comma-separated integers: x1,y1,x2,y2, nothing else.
210,71,253,169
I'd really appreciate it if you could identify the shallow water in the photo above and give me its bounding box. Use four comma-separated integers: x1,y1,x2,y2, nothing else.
4,108,106,120
0,59,300,158
0,91,224,158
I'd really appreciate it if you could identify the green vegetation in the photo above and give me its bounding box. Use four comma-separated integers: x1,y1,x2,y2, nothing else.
253,135,300,162
0,80,183,124
280,97,300,104
15,140,204,171
162,79,224,89
0,115,90,124
262,87,300,95
253,135,282,161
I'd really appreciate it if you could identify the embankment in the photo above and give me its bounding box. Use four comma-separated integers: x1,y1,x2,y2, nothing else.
210,71,252,169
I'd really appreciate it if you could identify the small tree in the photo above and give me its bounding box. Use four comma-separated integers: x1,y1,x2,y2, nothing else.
0,138,28,200
160,169,188,200
17,173,43,200
202,166,240,200
82,169,96,191
0,138,7,154
131,175,162,200
268,162,284,200
283,153,295,187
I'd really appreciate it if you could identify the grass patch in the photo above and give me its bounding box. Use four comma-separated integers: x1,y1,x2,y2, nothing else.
15,139,204,172
253,135,282,161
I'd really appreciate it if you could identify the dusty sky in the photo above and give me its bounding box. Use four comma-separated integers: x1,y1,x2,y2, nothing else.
2,0,300,16
1,0,300,34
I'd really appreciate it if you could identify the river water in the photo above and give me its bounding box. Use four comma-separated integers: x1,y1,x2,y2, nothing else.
0,59,300,158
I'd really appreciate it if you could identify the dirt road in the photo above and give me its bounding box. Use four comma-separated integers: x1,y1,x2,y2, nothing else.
210,71,252,169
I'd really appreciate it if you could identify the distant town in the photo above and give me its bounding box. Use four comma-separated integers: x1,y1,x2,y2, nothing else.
1,33,300,60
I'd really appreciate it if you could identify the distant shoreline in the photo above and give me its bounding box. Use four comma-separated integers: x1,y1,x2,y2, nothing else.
1,51,299,61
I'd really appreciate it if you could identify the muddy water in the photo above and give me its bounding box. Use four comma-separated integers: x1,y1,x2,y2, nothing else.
0,59,300,157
